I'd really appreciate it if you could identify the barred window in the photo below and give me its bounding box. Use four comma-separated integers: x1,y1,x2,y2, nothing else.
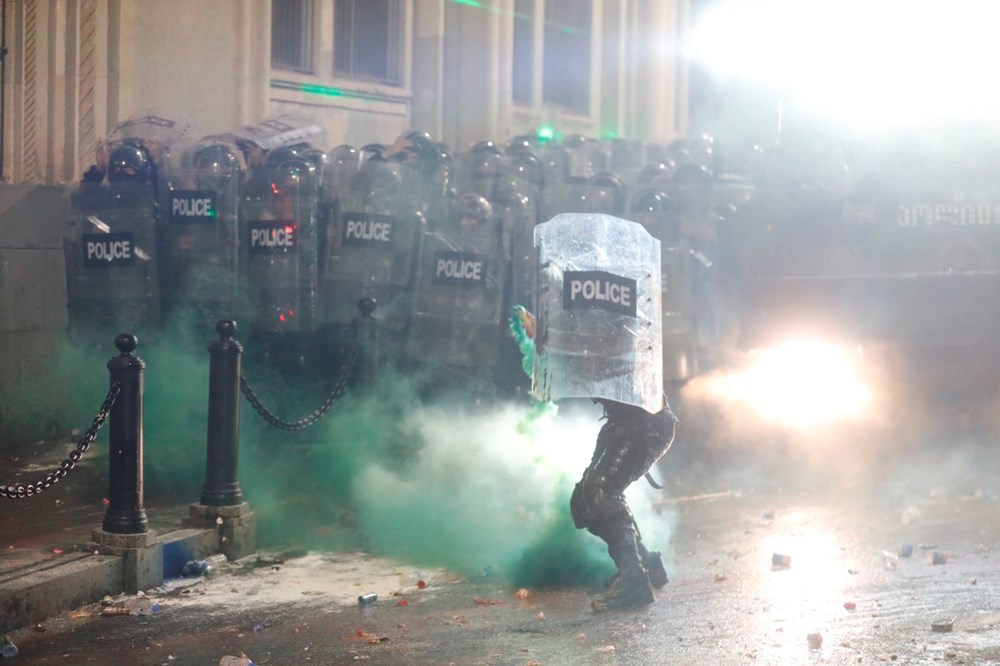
272,0,315,73
334,0,403,86
542,0,591,114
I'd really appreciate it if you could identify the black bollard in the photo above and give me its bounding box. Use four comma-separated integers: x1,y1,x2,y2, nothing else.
351,297,380,386
200,320,245,507
102,333,150,535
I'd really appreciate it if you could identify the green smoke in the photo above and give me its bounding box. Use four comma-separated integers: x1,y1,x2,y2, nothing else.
22,314,635,590
349,397,616,586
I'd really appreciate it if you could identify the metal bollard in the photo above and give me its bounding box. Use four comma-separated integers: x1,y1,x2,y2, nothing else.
102,333,150,535
351,297,379,387
200,320,245,507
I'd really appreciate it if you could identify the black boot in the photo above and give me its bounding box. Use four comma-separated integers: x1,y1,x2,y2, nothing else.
593,525,655,612
602,551,668,590
592,566,654,612
643,550,668,588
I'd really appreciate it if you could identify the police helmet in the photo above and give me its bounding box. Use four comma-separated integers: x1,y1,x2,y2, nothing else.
506,135,534,154
631,189,673,216
271,158,317,196
263,146,304,168
453,193,494,228
587,173,626,215
471,140,504,155
360,143,387,162
630,189,678,237
637,161,677,187
509,150,544,190
394,131,441,168
302,148,328,172
194,143,243,180
404,129,435,147
330,144,359,166
107,143,153,183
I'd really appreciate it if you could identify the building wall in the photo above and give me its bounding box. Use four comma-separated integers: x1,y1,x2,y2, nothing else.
2,0,688,182
0,185,72,441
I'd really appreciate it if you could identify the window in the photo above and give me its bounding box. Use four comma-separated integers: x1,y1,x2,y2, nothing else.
512,0,535,105
272,0,315,73
542,0,591,114
333,0,403,86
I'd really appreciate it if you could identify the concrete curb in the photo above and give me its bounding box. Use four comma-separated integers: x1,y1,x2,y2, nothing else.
1,526,227,634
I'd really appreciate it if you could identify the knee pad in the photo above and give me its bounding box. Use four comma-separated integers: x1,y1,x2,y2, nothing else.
571,477,608,529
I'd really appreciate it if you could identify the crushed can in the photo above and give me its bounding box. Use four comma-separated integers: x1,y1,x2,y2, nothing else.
358,593,378,605
182,559,209,577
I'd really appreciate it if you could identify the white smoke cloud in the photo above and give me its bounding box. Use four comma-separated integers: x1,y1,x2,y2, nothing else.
353,398,679,577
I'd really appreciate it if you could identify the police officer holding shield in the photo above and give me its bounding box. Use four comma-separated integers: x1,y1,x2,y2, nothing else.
526,213,678,612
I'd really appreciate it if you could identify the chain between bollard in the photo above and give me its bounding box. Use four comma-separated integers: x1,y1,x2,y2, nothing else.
0,382,122,500
240,352,357,431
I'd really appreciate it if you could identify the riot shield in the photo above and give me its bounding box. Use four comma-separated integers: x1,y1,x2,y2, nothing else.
406,199,506,369
240,158,320,334
106,113,194,149
320,160,422,338
502,192,539,316
532,213,663,412
226,114,325,152
158,141,245,331
65,186,161,341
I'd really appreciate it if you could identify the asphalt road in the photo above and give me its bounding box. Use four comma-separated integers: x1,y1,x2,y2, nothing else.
5,469,1000,666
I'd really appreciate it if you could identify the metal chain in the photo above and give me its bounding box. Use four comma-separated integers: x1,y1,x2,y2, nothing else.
240,351,358,431
0,382,121,500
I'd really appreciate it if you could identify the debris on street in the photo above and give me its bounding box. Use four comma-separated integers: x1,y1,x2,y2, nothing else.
0,635,18,659
473,596,505,605
771,553,791,568
931,618,954,633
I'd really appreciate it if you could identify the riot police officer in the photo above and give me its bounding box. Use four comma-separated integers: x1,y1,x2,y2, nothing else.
528,213,675,612
158,139,246,333
405,193,505,397
66,114,191,343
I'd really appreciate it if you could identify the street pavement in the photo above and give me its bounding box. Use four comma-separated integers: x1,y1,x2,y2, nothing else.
4,463,1000,666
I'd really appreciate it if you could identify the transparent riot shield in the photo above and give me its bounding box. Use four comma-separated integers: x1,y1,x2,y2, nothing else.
227,114,325,152
106,114,193,150
240,159,319,334
627,188,696,381
532,213,663,413
65,184,161,342
502,192,539,316
406,199,506,369
158,141,245,331
320,160,422,339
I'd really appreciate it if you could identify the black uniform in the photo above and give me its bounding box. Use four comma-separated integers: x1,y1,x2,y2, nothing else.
570,398,677,611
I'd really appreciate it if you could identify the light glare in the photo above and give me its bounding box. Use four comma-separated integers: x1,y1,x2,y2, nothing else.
710,340,873,428
689,0,1000,130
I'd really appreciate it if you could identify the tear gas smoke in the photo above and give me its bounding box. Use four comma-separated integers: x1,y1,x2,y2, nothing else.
25,316,679,589
349,396,676,587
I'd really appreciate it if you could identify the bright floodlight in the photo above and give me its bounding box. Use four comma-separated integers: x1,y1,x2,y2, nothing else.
711,340,873,429
689,0,1000,129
